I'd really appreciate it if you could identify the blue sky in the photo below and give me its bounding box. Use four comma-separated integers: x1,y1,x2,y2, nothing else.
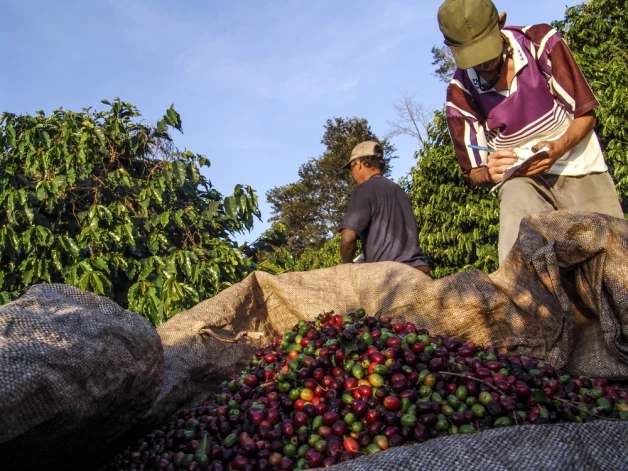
1,0,572,244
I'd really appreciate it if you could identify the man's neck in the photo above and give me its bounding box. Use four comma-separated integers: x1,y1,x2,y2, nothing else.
356,171,383,184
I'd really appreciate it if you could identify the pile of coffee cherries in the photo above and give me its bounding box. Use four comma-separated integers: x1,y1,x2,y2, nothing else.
107,309,628,471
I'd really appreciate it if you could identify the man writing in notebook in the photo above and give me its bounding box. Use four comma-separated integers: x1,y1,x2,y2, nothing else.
437,0,623,263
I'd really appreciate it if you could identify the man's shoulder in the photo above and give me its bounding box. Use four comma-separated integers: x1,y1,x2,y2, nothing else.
351,176,396,197
362,176,398,190
506,24,558,47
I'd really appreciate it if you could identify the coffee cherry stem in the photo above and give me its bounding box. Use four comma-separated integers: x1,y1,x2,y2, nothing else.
441,371,502,394
551,396,624,422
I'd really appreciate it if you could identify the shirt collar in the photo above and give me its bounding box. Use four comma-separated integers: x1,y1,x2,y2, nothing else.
466,30,529,94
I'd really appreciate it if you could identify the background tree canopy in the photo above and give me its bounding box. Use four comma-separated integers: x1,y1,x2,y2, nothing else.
554,0,628,209
0,100,263,325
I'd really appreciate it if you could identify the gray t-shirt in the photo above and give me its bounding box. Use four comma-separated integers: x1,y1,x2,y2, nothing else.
340,175,428,268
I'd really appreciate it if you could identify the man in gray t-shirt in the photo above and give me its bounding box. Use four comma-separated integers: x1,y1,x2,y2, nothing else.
339,141,430,276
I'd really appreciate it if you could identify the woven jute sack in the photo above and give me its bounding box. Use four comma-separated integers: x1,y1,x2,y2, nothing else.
145,210,628,428
330,421,628,471
0,284,164,469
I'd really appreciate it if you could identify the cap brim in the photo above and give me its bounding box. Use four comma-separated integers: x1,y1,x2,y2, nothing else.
449,23,502,69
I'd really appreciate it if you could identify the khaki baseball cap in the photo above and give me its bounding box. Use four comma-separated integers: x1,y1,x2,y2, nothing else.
342,141,384,169
437,0,502,69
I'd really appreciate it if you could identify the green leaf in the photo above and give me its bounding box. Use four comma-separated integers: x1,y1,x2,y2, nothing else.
62,236,80,258
172,161,186,186
36,182,47,200
36,226,53,247
5,121,16,148
94,127,106,146
89,272,106,295
51,248,63,272
21,228,33,252
90,272,102,293
97,205,113,222
20,259,36,285
23,206,34,224
224,196,237,220
38,259,51,282
138,264,155,281
155,119,168,134
239,193,248,214
42,131,52,148
78,271,91,291
165,105,182,131
91,257,110,272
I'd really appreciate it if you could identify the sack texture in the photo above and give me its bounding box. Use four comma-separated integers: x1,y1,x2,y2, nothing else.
0,284,164,469
330,421,628,471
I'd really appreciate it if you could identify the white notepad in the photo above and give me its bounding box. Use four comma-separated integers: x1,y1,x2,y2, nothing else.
491,146,550,192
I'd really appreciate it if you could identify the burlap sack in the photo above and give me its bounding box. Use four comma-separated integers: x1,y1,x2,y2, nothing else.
147,210,628,428
331,421,628,471
0,284,164,469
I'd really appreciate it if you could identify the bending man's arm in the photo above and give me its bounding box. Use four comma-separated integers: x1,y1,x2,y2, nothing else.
517,27,599,177
445,94,506,187
517,111,596,177
340,229,358,264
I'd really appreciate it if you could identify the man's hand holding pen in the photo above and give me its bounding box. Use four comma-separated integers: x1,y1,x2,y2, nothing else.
468,144,518,184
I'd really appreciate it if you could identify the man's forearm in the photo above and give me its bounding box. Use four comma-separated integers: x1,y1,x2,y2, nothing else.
468,166,494,187
416,264,432,277
340,229,358,263
340,239,357,263
554,111,596,156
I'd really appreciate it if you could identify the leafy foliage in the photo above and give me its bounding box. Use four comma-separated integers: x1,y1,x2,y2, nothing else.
430,46,457,84
406,110,500,278
241,223,296,275
294,234,348,272
0,100,262,325
553,0,628,209
266,118,395,256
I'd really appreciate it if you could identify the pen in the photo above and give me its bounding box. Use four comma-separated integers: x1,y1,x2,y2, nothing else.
468,144,496,153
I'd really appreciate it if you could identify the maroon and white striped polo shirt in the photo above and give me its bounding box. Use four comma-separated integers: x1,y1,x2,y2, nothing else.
445,24,607,185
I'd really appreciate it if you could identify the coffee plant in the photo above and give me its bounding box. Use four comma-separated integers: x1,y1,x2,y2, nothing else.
107,309,628,470
0,99,263,325
241,223,297,276
293,235,343,272
554,0,628,209
407,111,500,277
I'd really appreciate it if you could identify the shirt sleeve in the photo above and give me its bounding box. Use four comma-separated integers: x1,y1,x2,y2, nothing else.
445,79,493,186
531,24,599,118
340,186,371,235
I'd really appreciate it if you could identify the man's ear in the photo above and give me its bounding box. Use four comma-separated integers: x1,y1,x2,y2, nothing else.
498,12,507,29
